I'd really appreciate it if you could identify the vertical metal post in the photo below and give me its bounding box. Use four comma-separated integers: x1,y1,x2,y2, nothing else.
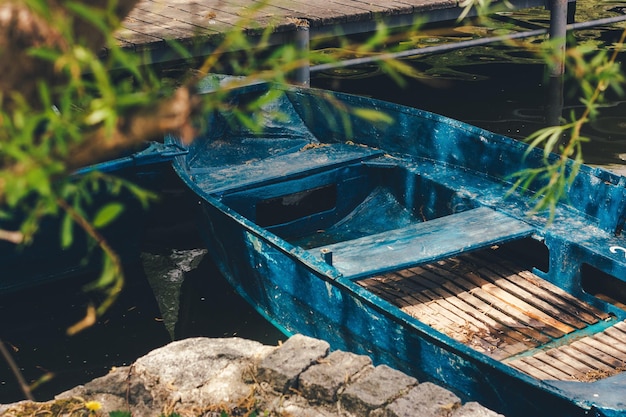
548,0,568,77
289,21,311,86
545,0,572,125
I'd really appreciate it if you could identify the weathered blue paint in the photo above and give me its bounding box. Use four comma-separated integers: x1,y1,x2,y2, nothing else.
168,80,626,417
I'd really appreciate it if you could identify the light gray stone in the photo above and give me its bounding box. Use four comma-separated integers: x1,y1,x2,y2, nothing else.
339,364,418,415
452,402,505,417
264,395,341,417
132,337,273,406
379,382,461,417
57,337,275,417
258,334,330,393
299,350,372,403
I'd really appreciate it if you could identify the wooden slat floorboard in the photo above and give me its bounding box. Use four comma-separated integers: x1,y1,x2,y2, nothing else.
358,246,626,382
424,261,568,339
473,250,610,320
414,264,552,344
405,266,540,349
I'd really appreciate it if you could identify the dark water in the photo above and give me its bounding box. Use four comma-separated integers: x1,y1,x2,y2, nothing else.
2,0,626,404
0,167,286,403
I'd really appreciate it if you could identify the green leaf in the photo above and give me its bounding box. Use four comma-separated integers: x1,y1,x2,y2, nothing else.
61,212,74,249
92,203,124,228
352,108,394,125
109,411,132,417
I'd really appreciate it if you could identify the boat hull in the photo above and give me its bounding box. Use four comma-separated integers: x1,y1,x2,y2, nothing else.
170,80,626,417
195,196,587,416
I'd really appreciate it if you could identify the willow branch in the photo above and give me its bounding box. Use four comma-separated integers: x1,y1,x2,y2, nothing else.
56,197,123,333
0,229,24,244
0,339,34,401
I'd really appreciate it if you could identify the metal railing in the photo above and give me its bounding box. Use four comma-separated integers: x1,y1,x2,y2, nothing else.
309,14,626,75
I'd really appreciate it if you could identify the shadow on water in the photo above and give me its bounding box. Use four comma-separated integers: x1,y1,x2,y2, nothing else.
0,168,284,404
0,262,171,403
175,256,285,343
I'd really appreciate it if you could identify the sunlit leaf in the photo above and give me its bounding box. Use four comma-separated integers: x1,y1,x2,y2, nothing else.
60,212,74,249
92,203,124,228
66,304,97,336
352,108,394,125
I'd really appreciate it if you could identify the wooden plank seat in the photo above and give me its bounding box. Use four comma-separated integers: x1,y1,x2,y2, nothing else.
191,142,384,195
358,248,626,382
311,206,535,279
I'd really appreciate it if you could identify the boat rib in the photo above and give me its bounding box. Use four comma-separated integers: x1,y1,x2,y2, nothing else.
358,247,626,382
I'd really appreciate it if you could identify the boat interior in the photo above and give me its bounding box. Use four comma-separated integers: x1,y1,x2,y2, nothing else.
189,139,626,383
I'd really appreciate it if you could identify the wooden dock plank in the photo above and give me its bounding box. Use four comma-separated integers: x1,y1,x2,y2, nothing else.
138,1,235,31
117,0,562,63
131,5,219,38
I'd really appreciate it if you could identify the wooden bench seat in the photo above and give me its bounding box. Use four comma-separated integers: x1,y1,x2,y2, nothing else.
192,142,384,195
311,206,535,279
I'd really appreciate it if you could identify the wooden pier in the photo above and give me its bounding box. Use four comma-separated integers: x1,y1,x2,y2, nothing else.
118,0,576,78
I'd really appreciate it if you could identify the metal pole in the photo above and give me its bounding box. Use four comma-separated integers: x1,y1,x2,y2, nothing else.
289,22,311,86
548,0,568,77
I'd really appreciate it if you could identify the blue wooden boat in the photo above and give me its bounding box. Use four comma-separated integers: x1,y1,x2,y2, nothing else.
0,142,185,294
168,80,626,417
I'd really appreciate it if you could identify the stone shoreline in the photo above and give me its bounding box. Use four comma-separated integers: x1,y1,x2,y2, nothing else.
1,334,503,417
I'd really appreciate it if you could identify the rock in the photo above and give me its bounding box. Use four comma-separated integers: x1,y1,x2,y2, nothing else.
339,364,418,415
1,335,505,417
453,402,505,417
257,334,330,393
375,382,461,417
58,337,274,417
299,350,372,403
